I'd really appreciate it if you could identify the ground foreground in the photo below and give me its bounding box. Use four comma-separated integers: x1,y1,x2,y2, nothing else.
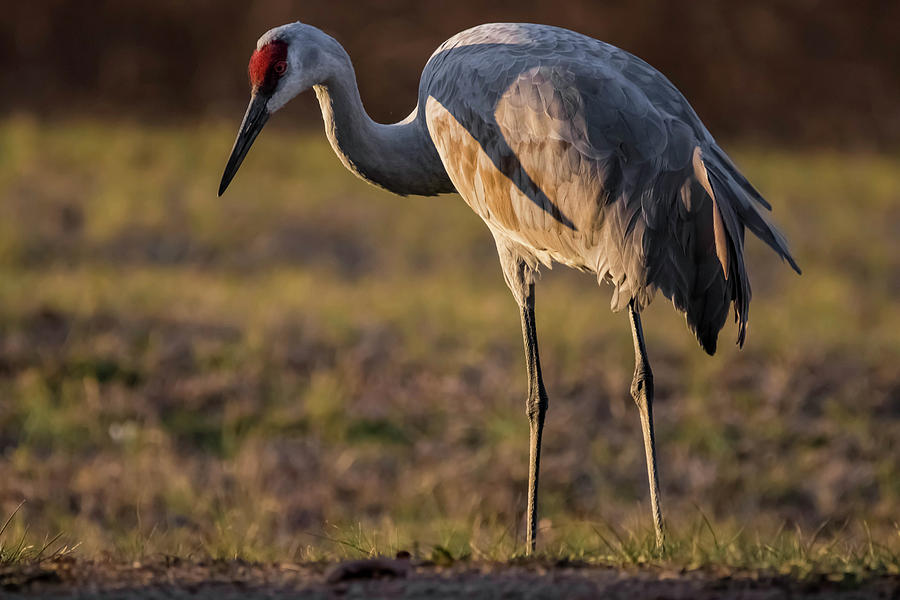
0,119,899,563
2,557,899,599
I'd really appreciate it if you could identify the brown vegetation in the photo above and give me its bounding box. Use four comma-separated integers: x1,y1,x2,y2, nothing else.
0,121,898,564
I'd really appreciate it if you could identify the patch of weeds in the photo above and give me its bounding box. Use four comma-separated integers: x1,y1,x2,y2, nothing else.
577,518,900,581
428,545,459,566
0,502,77,566
313,522,400,559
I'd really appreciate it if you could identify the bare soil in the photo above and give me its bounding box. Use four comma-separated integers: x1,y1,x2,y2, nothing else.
2,558,898,599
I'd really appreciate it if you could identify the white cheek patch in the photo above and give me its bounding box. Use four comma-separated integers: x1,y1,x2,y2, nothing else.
267,66,318,112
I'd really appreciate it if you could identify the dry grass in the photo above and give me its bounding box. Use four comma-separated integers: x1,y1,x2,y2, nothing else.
0,116,898,571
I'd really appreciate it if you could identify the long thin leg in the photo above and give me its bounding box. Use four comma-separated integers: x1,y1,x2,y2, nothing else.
628,300,665,548
491,237,548,554
520,282,549,554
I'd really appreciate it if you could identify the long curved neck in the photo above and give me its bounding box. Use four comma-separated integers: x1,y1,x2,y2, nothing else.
313,48,453,197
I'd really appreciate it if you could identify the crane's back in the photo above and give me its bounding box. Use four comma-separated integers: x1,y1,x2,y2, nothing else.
420,23,799,353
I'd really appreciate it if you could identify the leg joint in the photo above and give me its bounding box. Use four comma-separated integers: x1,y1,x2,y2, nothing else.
630,367,654,404
525,388,549,421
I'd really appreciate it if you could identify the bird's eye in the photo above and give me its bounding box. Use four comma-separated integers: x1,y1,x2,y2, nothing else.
274,61,287,75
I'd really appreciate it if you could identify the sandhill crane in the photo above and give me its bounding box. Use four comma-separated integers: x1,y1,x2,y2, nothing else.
219,22,801,552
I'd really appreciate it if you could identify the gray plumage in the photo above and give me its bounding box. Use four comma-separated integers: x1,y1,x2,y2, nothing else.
219,21,801,553
421,23,799,353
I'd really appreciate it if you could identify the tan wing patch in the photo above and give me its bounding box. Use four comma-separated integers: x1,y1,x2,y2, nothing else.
693,147,729,279
424,96,522,233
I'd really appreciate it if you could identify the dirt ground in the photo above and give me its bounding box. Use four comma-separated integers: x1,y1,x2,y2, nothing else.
1,558,898,599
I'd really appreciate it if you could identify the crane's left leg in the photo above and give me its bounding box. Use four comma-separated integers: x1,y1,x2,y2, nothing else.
519,281,548,554
628,300,666,548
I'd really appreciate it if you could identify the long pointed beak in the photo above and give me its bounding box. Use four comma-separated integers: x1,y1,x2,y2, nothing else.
218,93,270,196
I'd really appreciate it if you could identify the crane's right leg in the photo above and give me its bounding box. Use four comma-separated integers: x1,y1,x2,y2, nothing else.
628,300,665,548
493,237,548,555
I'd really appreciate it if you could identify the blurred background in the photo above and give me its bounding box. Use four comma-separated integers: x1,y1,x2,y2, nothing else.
0,0,898,558
4,0,899,148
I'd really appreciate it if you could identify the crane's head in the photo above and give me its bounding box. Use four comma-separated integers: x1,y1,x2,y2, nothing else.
219,23,337,196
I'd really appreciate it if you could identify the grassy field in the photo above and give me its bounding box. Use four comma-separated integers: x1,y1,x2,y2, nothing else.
0,116,899,575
